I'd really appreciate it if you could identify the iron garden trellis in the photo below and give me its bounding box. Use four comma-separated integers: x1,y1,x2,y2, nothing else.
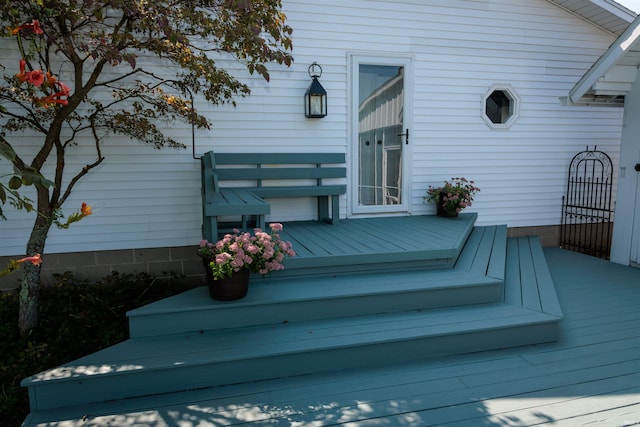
561,147,614,259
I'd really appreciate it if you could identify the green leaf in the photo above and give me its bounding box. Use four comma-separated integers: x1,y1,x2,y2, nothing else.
23,168,54,189
0,141,17,162
0,185,6,203
8,176,22,190
21,173,33,186
33,174,55,189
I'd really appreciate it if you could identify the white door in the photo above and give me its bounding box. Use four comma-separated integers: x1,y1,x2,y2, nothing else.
350,55,412,215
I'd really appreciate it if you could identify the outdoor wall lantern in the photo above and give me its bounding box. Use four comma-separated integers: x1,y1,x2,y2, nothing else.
304,62,327,118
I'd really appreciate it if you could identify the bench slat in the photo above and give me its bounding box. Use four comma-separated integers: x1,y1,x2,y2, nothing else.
217,167,346,181
250,185,346,198
215,152,345,165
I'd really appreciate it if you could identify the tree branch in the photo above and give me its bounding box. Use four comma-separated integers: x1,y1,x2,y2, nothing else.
59,119,105,207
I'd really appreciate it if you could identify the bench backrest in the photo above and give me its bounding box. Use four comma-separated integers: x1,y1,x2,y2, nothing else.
206,152,346,188
201,151,220,195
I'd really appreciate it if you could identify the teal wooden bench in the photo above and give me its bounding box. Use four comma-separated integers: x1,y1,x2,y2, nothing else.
201,151,347,240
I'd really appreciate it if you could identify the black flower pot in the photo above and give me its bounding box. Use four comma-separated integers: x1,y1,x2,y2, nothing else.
202,258,250,301
437,192,459,217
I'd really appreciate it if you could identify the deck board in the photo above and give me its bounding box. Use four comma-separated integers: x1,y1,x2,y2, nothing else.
486,224,507,280
517,237,543,312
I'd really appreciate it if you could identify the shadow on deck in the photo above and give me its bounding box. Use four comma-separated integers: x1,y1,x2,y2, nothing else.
21,214,564,425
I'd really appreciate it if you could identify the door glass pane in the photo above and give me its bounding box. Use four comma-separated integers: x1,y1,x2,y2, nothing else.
358,64,404,206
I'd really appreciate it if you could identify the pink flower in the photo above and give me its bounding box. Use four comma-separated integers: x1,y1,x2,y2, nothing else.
215,253,232,264
17,254,42,266
16,60,45,87
55,81,71,97
199,223,295,279
269,223,283,232
11,19,44,35
35,81,71,108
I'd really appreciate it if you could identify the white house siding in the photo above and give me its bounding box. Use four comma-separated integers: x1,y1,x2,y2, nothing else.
0,0,624,257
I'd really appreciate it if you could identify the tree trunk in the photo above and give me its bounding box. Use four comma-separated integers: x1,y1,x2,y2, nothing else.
18,213,52,335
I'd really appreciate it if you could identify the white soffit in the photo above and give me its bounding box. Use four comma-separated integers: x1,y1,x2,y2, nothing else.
548,0,636,35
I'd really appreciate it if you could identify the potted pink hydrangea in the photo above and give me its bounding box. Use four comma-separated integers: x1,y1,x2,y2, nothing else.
426,177,480,217
198,223,295,300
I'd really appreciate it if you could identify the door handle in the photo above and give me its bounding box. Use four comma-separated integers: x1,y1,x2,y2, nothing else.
397,128,409,144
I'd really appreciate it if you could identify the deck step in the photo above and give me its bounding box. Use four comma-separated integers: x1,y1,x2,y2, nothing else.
22,303,559,412
277,213,477,276
128,271,503,337
21,230,562,414
128,225,506,337
506,235,563,318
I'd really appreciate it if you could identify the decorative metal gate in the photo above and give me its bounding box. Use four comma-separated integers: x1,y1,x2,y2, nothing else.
561,147,614,259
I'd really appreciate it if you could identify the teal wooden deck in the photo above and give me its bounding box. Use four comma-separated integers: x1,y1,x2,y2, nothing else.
21,215,640,426
277,213,477,276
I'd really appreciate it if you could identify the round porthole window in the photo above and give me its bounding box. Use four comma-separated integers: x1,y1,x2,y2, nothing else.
482,84,520,128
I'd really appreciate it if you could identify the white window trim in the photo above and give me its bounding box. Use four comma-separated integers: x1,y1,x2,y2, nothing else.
482,83,520,129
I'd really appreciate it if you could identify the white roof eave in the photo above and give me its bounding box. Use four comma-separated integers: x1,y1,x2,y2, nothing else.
592,0,638,21
569,14,640,103
548,0,636,36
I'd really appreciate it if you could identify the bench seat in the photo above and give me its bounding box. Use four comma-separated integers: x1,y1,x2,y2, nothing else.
204,189,270,235
204,189,270,217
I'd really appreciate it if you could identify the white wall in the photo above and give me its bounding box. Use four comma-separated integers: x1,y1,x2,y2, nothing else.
0,0,624,256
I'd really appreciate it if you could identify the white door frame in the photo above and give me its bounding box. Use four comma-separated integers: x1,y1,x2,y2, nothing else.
347,53,413,217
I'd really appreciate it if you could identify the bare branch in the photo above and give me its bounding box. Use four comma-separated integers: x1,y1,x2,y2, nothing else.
59,119,105,207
